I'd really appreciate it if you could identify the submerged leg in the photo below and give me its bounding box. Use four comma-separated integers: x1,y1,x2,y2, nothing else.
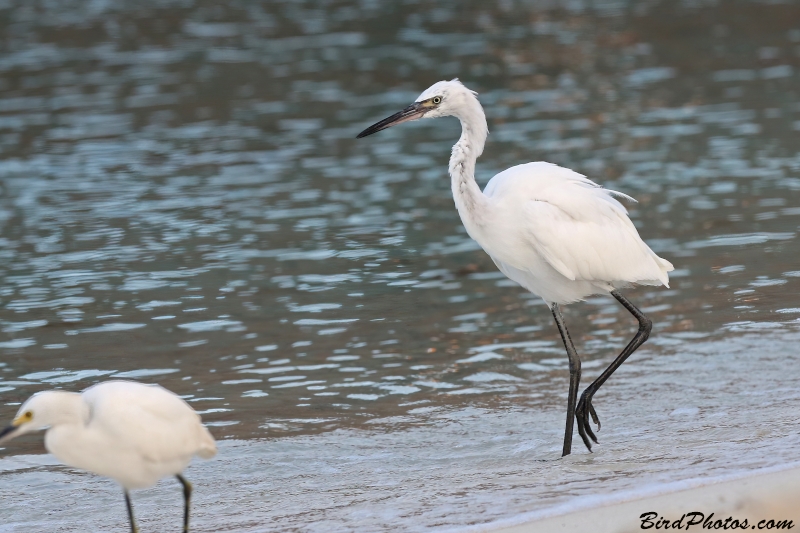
176,474,193,533
551,303,582,457
124,490,139,533
575,290,652,451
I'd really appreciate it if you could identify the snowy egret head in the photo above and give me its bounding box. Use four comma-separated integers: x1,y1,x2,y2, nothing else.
356,78,479,138
0,391,84,445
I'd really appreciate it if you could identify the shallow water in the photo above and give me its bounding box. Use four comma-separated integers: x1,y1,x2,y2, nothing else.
3,332,800,532
1,0,799,531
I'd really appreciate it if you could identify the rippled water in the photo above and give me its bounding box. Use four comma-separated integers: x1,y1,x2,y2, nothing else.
1,0,799,531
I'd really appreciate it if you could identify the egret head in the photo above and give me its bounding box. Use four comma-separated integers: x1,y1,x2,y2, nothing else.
357,79,480,138
0,391,82,445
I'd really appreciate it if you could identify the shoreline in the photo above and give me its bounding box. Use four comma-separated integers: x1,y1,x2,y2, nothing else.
471,464,800,533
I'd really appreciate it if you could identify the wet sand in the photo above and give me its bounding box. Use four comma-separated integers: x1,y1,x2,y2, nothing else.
1,1,800,531
484,465,800,533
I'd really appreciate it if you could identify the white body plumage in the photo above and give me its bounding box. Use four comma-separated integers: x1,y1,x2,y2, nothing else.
468,162,673,304
409,79,674,305
2,380,216,490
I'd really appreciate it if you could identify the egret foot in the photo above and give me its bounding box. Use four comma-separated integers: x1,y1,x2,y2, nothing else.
574,290,652,453
575,392,600,451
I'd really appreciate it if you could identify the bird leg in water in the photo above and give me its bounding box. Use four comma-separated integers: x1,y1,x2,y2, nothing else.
124,490,139,533
575,290,652,451
177,474,193,533
551,303,582,457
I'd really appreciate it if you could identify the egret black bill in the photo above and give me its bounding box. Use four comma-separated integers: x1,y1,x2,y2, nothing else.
356,102,427,138
0,424,18,444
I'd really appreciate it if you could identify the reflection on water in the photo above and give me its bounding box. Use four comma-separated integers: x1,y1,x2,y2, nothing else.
0,0,799,530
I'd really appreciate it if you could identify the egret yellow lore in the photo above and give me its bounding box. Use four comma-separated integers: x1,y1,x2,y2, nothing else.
357,79,673,456
0,380,217,532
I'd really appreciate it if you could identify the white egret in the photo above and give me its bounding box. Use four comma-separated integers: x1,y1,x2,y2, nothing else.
357,79,673,456
0,380,217,532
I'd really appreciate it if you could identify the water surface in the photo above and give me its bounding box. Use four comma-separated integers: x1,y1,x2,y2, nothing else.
1,0,799,531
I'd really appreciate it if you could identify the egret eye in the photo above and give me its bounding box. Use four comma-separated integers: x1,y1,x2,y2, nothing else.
432,96,442,104
23,411,33,420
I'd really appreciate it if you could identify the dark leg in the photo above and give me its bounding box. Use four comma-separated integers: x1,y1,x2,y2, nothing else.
575,290,652,451
124,490,139,533
176,474,193,533
551,303,582,457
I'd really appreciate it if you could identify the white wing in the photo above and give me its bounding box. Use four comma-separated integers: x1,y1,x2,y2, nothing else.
83,381,217,463
485,162,673,286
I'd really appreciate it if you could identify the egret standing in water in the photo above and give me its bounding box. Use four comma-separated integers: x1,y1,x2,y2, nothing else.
0,380,217,532
357,79,673,456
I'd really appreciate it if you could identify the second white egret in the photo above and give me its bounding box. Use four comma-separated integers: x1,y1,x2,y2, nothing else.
0,380,217,532
357,79,673,456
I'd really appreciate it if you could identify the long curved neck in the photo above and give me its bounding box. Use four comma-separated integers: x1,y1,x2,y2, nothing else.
43,394,95,469
449,99,489,229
